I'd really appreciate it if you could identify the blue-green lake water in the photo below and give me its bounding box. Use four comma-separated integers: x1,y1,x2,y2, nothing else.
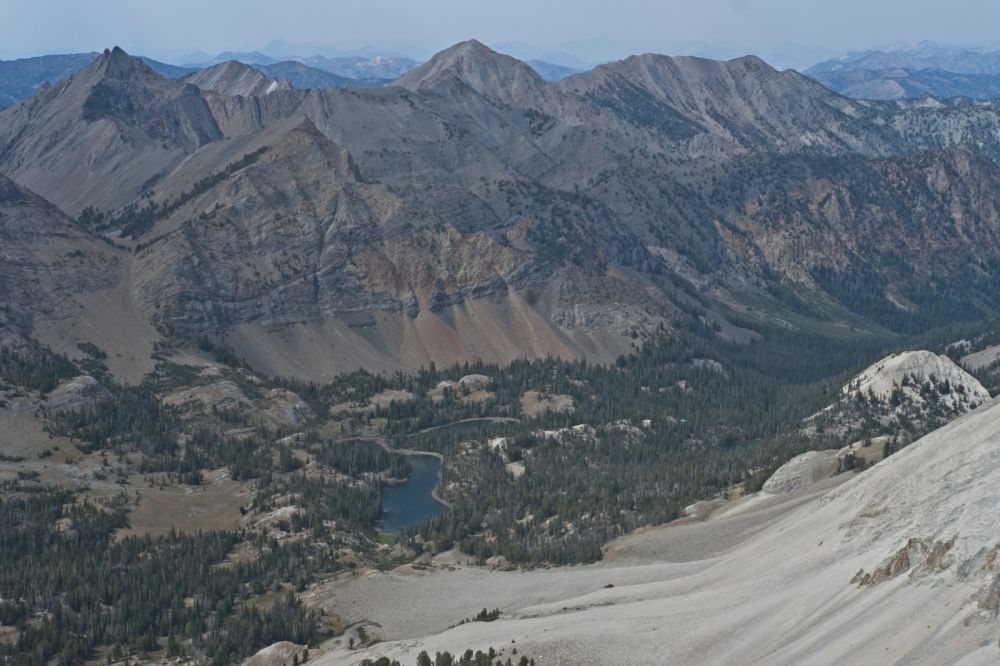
380,454,446,534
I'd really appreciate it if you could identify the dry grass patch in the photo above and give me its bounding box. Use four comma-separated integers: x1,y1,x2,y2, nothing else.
520,390,575,418
116,471,252,539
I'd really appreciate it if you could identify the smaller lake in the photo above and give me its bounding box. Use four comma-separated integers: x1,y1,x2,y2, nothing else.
380,454,447,534
418,417,518,436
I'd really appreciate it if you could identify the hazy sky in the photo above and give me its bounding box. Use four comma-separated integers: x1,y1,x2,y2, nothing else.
3,0,1000,69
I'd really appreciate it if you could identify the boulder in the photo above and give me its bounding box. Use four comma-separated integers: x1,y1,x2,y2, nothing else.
762,450,840,495
45,375,110,413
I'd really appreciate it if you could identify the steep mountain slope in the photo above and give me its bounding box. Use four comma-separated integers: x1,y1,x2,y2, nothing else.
198,48,900,280
185,60,292,96
0,175,155,379
320,397,1000,665
0,175,116,329
707,147,1000,328
552,52,1000,163
0,47,221,213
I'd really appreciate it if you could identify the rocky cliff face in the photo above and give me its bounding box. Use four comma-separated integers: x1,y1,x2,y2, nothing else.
117,114,659,376
710,147,1000,300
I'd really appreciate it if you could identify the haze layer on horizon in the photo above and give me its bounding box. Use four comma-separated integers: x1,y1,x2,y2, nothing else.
2,0,999,69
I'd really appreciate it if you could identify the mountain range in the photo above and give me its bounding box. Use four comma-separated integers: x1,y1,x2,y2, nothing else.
182,51,419,80
13,41,1000,114
524,59,580,81
809,41,1000,75
6,41,1000,380
810,67,1000,100
806,41,1000,99
0,47,584,109
0,50,408,108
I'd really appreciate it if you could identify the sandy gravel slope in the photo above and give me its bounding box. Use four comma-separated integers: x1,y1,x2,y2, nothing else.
314,400,1000,665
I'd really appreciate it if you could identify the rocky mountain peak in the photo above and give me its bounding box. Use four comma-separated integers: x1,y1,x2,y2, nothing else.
564,51,815,102
393,39,547,105
808,350,991,441
557,49,859,149
843,350,990,407
87,45,159,82
0,45,222,214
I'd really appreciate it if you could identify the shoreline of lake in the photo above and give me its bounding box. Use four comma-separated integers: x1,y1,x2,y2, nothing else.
378,451,448,534
389,449,451,509
411,417,519,436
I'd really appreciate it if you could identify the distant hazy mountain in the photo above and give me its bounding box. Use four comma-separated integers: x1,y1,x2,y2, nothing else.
189,59,391,91
139,57,197,80
806,41,1000,100
183,51,278,67
808,41,1000,76
0,49,384,108
179,50,418,80
812,67,1000,100
492,41,594,70
255,61,386,89
526,60,580,81
0,52,194,106
291,54,418,80
262,39,414,60
0,53,98,106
